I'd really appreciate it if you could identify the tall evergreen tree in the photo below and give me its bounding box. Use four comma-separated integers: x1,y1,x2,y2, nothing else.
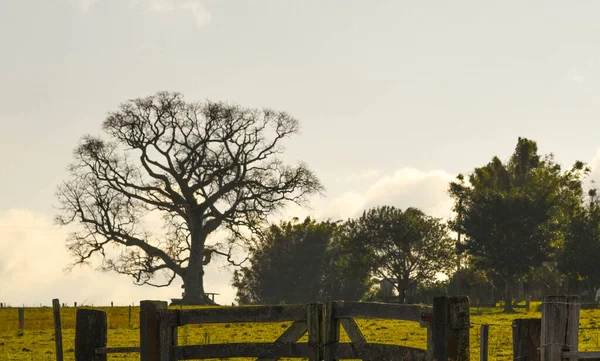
559,188,600,293
449,137,587,312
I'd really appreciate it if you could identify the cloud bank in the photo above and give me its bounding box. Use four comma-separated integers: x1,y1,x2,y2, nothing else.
320,168,456,221
0,209,233,307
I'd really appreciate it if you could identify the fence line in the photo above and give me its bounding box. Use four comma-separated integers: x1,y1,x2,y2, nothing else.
40,295,600,361
72,296,470,361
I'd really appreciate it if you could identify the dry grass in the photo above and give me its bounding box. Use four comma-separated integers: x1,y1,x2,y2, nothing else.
1,302,600,361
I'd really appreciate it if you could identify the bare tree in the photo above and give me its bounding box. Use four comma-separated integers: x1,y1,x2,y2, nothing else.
56,91,323,304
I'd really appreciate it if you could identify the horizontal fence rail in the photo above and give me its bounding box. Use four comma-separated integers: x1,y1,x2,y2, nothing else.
333,343,428,361
174,342,312,360
160,304,309,325
331,301,432,323
96,346,140,354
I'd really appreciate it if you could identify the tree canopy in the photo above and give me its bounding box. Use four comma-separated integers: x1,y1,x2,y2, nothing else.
232,217,372,304
559,189,600,291
56,91,323,304
449,137,588,312
345,206,455,304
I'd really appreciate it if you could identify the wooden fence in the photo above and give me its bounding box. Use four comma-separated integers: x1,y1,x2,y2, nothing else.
74,296,470,361
474,295,600,361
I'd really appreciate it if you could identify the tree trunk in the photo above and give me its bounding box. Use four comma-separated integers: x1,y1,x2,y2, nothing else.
398,287,407,304
397,276,410,304
181,231,214,305
406,281,416,304
503,277,514,313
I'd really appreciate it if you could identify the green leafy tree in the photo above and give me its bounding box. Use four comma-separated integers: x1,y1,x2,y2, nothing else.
56,92,323,305
232,217,371,304
559,188,600,294
345,206,456,304
449,137,587,312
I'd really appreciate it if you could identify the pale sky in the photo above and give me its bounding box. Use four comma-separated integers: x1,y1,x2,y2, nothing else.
2,0,600,306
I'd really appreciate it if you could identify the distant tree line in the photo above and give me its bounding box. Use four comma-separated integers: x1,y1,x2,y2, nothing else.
56,92,599,312
232,138,600,313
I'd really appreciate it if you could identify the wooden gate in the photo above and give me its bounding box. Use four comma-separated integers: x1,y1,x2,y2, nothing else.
155,303,322,361
324,301,431,361
73,296,471,361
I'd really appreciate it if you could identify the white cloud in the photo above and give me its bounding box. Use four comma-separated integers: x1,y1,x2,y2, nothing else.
319,168,456,221
71,0,211,27
0,209,233,306
320,192,365,220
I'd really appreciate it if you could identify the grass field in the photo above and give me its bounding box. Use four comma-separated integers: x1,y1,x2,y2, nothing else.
2,302,600,361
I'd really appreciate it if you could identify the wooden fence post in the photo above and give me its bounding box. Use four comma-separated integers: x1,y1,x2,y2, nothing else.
18,308,24,329
75,309,107,361
427,320,434,361
480,324,488,361
433,296,448,361
307,303,323,361
324,302,340,361
158,309,178,361
129,305,132,329
140,300,168,361
433,296,470,361
540,296,579,361
513,318,541,361
52,299,64,361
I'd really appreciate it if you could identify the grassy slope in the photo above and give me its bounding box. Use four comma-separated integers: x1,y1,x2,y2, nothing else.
2,303,600,361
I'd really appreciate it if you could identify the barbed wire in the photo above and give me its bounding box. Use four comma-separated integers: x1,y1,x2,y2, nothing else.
470,321,513,327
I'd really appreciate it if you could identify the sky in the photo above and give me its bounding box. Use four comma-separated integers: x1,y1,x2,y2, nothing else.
2,0,600,306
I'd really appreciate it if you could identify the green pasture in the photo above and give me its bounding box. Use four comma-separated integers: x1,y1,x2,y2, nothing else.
2,302,600,361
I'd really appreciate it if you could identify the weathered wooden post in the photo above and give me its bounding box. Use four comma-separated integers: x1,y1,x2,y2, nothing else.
433,296,470,361
540,296,579,361
75,309,107,361
158,309,179,361
480,324,489,361
433,297,448,361
52,299,64,361
324,302,340,361
308,303,323,361
128,305,132,329
420,310,434,361
513,318,541,361
140,300,168,361
18,307,24,329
